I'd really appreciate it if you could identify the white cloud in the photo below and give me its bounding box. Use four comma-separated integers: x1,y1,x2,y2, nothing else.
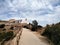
0,0,60,26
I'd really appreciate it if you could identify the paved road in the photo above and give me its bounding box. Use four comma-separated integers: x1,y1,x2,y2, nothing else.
19,28,50,45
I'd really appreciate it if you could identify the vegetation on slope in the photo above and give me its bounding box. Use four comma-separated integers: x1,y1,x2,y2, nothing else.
0,31,14,42
42,22,60,45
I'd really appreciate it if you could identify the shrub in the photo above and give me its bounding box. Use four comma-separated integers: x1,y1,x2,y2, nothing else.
0,31,14,42
42,22,60,45
3,28,6,31
4,31,14,41
0,24,5,28
0,32,6,42
37,25,42,29
10,27,14,30
32,25,37,31
23,26,29,29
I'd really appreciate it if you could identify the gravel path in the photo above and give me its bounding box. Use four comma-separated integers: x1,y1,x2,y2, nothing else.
19,28,50,45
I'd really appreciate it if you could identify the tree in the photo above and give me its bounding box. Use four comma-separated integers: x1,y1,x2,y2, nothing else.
46,24,50,27
32,20,38,31
32,20,38,26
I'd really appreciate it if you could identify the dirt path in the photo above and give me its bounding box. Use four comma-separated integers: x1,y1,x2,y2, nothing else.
19,28,50,45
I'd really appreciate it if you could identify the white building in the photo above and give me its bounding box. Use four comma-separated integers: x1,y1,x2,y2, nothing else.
21,19,29,24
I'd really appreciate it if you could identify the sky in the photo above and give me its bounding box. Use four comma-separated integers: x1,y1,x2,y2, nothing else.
0,0,60,26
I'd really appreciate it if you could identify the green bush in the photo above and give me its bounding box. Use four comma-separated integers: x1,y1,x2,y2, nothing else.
42,22,60,45
0,32,6,42
4,31,14,41
0,31,14,42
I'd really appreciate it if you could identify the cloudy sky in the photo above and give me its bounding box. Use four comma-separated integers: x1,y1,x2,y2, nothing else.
0,0,60,26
